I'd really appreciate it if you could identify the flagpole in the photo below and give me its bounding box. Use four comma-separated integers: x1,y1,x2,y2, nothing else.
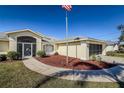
66,11,68,65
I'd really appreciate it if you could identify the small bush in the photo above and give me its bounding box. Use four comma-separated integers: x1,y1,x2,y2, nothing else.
90,55,96,61
54,52,59,55
96,56,102,62
119,50,124,53
106,51,115,56
114,50,120,53
37,51,46,57
0,54,7,61
7,51,19,61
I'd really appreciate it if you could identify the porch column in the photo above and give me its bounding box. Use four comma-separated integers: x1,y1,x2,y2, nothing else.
36,38,42,52
80,42,89,60
8,36,17,52
54,44,58,52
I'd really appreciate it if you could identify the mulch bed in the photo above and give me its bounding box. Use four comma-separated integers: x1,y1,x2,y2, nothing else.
35,55,117,70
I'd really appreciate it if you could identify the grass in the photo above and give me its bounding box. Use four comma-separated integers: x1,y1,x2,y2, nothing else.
0,60,124,88
107,53,124,58
113,53,124,58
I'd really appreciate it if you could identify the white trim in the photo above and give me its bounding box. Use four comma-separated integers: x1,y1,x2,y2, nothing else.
6,29,45,39
22,43,24,59
31,43,33,57
20,42,33,59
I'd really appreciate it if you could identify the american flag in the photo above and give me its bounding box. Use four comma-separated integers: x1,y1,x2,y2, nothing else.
62,5,72,11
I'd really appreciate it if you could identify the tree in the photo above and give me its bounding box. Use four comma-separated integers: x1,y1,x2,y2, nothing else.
117,24,124,42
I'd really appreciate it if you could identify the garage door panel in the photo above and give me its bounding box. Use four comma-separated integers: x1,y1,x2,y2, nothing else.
57,44,82,58
68,45,76,58
57,45,66,55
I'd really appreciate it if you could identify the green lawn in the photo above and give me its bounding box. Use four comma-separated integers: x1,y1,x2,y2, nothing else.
113,53,124,58
108,53,124,58
0,61,124,88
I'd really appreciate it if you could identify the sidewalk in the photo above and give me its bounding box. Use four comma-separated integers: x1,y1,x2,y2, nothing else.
23,57,124,82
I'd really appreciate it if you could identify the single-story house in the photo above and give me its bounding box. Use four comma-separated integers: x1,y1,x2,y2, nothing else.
0,29,118,60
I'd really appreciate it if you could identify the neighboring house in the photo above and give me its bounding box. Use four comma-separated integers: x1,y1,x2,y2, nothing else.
0,29,119,60
102,41,119,54
119,42,124,51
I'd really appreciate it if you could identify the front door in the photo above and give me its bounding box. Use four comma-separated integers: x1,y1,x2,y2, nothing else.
23,43,32,58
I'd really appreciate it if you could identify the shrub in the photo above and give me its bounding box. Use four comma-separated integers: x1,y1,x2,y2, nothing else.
0,54,7,61
96,56,102,62
7,51,19,61
119,50,124,53
106,51,115,56
114,50,120,53
54,52,59,55
90,55,96,61
37,51,46,57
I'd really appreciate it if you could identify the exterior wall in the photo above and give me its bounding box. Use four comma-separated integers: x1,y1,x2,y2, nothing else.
56,40,106,60
8,31,42,52
36,38,42,52
0,41,9,54
8,36,17,51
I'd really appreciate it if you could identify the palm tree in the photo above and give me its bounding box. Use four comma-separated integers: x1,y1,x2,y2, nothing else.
117,24,124,52
118,24,124,31
117,24,124,42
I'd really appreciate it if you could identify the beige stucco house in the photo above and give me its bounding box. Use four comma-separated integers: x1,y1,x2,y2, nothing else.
0,29,55,59
0,29,118,60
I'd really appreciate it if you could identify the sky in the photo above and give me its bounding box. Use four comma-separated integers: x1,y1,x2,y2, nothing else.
0,5,124,41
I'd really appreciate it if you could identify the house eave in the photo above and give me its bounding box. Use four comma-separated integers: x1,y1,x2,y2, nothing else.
6,29,43,38
6,29,56,42
55,38,106,44
0,38,9,41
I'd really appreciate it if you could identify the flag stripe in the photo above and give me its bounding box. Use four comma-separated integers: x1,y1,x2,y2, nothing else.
62,5,72,11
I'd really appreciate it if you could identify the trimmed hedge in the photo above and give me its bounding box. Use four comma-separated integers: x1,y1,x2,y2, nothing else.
0,54,7,62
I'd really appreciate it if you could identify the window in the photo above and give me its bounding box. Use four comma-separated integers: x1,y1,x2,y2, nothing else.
89,44,102,56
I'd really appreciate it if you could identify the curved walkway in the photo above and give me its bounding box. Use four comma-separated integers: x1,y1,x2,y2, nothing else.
23,57,124,82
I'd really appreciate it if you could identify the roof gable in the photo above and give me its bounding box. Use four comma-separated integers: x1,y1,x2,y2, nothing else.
6,29,43,38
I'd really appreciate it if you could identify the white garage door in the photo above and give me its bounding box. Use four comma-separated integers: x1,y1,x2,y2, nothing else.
57,44,82,58
57,45,66,55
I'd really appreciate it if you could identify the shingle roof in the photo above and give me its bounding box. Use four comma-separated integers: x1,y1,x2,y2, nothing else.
56,36,106,43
